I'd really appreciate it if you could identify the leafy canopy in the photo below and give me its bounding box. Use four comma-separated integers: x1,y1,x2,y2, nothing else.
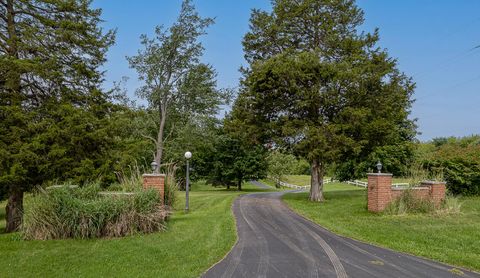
127,0,227,168
234,0,417,200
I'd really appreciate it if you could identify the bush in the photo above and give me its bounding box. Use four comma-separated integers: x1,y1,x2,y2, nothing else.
419,136,480,196
22,183,168,240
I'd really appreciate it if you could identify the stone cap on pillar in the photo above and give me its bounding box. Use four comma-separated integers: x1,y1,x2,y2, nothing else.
420,180,446,185
142,174,166,177
367,173,393,176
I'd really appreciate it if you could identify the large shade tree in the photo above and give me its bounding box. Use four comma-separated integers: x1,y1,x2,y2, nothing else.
128,0,227,171
0,0,115,232
235,0,416,201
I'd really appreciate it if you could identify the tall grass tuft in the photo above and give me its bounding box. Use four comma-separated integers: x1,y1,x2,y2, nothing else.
384,190,462,216
112,161,178,206
162,162,178,207
384,189,435,215
22,183,168,240
407,164,444,186
437,195,463,215
113,162,145,192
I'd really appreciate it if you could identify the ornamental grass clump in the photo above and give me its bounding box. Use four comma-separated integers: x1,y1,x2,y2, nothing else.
22,183,169,240
384,189,462,216
384,189,435,215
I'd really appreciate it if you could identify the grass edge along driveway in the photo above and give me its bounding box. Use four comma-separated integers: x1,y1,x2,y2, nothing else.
0,181,274,278
283,182,480,272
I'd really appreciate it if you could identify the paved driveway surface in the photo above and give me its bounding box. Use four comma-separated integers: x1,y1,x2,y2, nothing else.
249,180,272,189
203,191,479,278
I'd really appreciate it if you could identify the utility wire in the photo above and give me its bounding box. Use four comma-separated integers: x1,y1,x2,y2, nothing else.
413,46,479,81
415,74,480,103
410,16,480,81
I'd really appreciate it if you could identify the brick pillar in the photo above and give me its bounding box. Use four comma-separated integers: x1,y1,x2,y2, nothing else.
422,181,446,206
367,173,393,212
142,174,165,203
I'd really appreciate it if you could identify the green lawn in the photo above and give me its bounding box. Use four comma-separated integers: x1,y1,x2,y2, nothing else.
280,175,334,186
259,178,292,190
283,183,480,271
283,175,410,185
0,181,270,277
283,175,311,186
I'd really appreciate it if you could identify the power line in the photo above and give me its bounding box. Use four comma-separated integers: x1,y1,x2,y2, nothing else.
412,46,480,81
415,74,480,103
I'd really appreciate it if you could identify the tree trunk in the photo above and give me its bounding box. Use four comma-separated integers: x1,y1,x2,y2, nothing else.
155,107,167,173
5,191,24,232
309,158,325,202
227,184,230,190
237,179,242,191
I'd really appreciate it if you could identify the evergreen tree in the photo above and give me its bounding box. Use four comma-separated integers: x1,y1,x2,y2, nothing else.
236,0,416,201
0,0,114,232
206,131,267,191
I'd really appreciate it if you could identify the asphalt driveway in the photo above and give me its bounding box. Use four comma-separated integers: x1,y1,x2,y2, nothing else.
203,190,479,278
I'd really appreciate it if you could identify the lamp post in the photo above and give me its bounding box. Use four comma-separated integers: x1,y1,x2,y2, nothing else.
376,161,382,173
184,151,192,211
150,161,158,173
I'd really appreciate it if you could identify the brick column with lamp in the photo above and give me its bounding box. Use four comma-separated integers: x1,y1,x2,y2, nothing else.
143,161,165,203
367,173,393,212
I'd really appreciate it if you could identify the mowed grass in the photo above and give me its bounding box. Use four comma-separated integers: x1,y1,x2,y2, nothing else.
283,175,311,185
283,183,480,271
0,181,269,277
281,175,334,186
285,174,412,185
259,179,292,190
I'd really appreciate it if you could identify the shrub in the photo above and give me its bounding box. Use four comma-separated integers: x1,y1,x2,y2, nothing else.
418,136,480,196
22,184,168,240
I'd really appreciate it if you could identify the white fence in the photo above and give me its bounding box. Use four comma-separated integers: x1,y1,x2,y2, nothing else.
272,178,411,189
346,180,410,188
346,180,368,187
271,177,335,190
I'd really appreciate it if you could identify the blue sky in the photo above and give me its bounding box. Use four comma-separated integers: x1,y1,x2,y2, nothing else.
93,0,480,141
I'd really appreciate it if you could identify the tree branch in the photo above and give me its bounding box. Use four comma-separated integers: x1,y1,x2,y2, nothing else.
163,122,175,143
140,133,158,145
